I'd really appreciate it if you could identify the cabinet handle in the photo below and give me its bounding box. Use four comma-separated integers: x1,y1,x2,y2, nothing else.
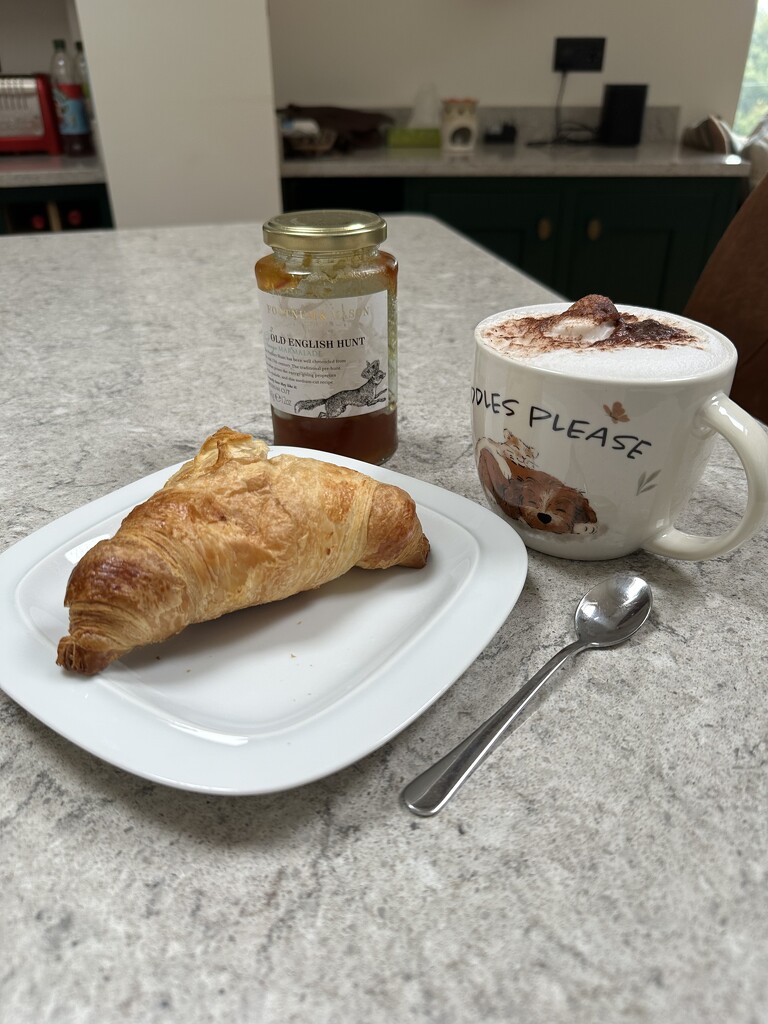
586,217,602,241
537,217,553,241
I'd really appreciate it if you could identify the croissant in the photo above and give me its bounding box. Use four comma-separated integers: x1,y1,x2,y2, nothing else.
57,427,429,675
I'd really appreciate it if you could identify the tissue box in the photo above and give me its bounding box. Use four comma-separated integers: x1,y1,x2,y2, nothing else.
387,127,441,148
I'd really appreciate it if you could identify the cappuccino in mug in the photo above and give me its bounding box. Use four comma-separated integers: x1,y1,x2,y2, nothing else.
479,295,732,380
472,296,768,561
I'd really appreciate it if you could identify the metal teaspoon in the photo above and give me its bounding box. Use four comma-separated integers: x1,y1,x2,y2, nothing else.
401,573,653,817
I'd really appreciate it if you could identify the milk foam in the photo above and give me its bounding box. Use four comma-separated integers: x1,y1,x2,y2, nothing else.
479,300,733,381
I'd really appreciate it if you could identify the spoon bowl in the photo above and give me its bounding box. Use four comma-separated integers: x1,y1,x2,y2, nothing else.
401,573,653,816
574,574,653,647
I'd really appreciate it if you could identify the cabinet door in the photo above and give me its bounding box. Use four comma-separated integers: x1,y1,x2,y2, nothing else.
282,176,406,215
560,179,740,312
0,184,113,235
405,178,561,287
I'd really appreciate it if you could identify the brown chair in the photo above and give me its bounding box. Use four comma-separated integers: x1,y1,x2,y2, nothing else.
684,173,768,422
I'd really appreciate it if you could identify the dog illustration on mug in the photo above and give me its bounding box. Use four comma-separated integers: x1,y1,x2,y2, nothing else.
476,429,598,535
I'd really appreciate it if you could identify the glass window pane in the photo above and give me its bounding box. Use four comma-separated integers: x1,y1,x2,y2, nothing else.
735,0,768,134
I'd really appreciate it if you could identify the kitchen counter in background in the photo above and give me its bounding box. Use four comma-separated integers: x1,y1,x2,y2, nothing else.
282,140,750,179
0,141,750,304
0,154,111,234
282,143,749,313
1,215,767,1024
1,141,747,190
0,153,105,188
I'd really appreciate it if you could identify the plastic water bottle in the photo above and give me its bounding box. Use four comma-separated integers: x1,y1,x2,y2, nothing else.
74,41,94,123
50,39,93,157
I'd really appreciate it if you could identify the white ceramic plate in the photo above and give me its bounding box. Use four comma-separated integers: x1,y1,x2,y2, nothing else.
0,447,527,795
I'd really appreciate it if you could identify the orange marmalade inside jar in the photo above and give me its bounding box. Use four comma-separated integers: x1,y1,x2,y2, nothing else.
255,209,397,465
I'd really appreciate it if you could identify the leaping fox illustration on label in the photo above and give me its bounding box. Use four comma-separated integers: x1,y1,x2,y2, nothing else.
294,359,387,418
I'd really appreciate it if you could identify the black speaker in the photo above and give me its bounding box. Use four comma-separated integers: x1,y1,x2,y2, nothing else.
599,84,648,146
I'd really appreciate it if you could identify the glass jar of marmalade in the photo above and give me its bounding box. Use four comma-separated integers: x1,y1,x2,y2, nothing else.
255,209,397,464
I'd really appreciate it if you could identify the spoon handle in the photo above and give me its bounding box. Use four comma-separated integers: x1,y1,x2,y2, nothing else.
401,638,587,817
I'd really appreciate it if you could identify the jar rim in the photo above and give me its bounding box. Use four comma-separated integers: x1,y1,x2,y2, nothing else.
262,209,387,251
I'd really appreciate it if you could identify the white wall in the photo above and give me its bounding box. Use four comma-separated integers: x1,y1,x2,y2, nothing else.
268,0,758,130
1,0,758,228
0,0,71,73
75,0,281,228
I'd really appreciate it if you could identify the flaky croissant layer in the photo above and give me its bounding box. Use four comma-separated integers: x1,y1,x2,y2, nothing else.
57,428,429,675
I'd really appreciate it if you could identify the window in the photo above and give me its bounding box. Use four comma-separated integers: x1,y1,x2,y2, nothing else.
735,0,768,134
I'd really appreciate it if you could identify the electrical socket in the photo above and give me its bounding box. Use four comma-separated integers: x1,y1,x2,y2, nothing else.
553,37,605,72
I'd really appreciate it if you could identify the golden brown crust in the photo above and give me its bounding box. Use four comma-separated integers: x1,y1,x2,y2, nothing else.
57,428,429,675
356,482,430,569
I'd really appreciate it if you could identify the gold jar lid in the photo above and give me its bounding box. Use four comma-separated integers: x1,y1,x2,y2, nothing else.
262,209,387,251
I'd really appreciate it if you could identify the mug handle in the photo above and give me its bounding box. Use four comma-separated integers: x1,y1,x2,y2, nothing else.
644,393,768,560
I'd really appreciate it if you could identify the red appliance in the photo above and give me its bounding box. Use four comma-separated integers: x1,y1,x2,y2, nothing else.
0,74,62,155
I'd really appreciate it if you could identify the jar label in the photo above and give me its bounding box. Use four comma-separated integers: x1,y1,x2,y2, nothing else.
259,291,389,419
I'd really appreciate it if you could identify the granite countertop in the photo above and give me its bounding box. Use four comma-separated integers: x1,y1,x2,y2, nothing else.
282,141,750,178
0,153,105,188
1,216,767,1024
0,140,748,194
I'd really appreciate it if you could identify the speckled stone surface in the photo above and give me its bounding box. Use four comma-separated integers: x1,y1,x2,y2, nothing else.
282,141,750,179
1,217,767,1024
0,154,105,188
1,142,748,192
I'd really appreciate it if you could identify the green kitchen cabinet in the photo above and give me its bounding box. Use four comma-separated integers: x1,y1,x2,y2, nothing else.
281,174,743,312
281,176,406,219
402,176,742,312
554,178,741,311
0,183,113,235
403,178,562,288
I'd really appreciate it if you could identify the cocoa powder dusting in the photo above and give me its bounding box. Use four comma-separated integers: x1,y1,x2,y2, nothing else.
564,294,621,326
483,294,702,356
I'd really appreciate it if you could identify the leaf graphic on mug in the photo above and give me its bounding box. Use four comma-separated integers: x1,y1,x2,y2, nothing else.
604,401,630,423
637,470,661,495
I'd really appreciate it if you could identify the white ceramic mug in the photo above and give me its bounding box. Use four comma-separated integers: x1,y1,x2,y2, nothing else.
471,302,768,560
